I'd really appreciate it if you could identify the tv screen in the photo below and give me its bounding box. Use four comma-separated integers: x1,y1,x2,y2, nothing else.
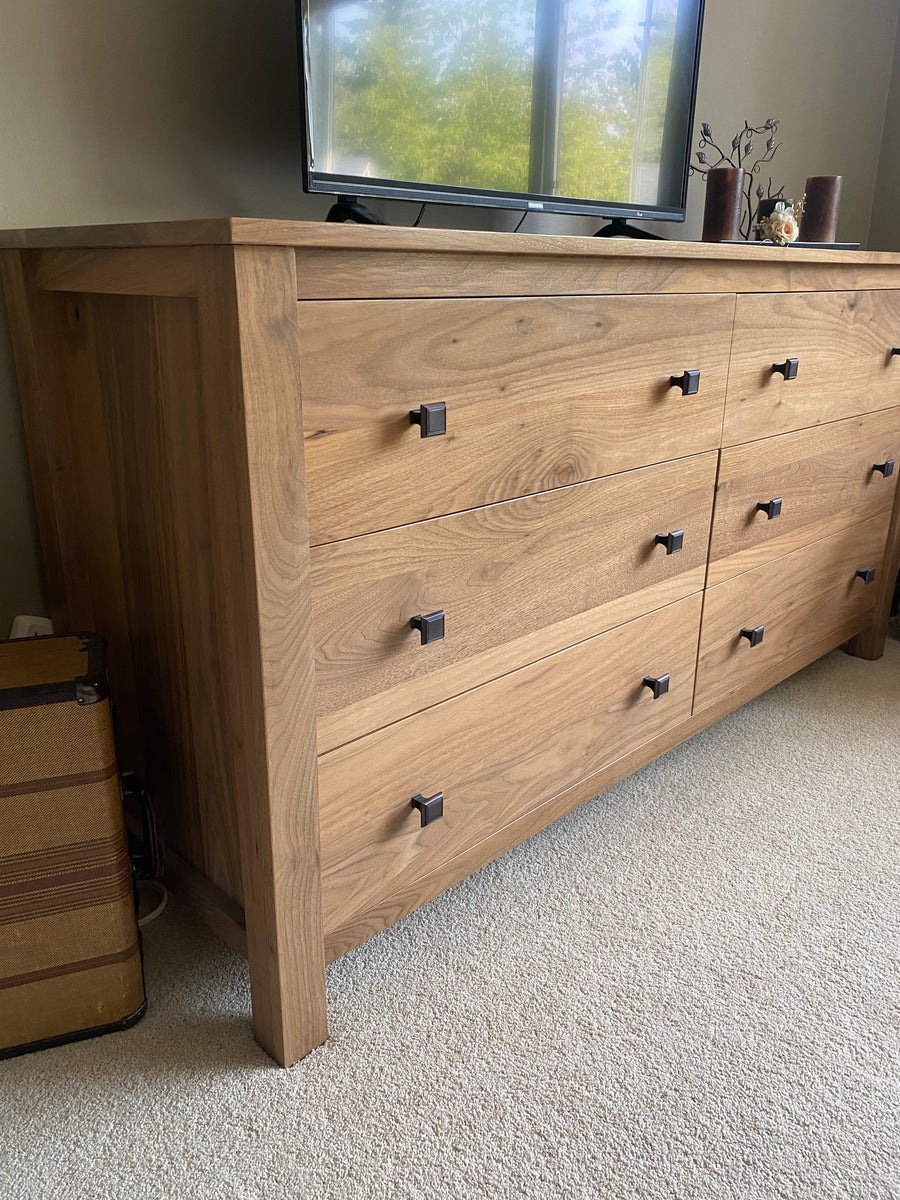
298,0,705,223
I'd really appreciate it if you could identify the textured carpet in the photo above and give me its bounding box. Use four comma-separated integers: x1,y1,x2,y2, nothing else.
2,641,899,1200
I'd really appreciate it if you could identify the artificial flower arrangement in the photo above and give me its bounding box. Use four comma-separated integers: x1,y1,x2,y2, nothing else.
758,200,801,245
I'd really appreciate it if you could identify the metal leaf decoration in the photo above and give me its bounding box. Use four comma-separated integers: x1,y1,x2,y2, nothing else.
688,116,785,240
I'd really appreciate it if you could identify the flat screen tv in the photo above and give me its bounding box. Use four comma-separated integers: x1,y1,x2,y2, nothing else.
297,0,706,228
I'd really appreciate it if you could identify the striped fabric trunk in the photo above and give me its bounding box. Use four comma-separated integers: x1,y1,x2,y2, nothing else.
0,634,145,1057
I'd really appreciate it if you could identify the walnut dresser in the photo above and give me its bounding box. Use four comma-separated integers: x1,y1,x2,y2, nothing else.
3,221,900,1066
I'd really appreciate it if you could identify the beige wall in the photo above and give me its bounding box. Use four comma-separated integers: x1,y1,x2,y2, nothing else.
2,0,899,630
869,23,900,252
0,0,326,632
669,0,900,244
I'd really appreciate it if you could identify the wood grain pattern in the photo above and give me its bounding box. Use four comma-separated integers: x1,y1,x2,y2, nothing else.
300,293,734,544
32,248,199,297
724,290,900,445
708,408,900,584
322,612,870,963
0,256,145,773
85,292,243,896
88,294,207,875
317,593,702,934
312,453,716,744
1,218,898,267
315,567,707,755
6,224,900,1067
0,219,236,249
195,246,329,1066
0,253,69,630
695,512,890,712
293,249,900,302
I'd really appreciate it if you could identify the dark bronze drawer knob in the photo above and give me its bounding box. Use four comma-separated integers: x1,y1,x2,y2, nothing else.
409,402,447,437
670,369,700,395
873,459,895,477
772,357,799,380
654,529,684,555
855,567,877,585
410,611,445,645
740,625,765,647
642,673,670,699
756,498,783,520
411,791,444,827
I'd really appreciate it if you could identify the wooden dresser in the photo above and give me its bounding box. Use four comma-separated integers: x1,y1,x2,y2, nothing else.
3,221,900,1066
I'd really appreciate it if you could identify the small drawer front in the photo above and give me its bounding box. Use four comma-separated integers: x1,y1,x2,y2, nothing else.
709,408,900,584
695,512,890,712
317,593,702,933
312,452,717,751
299,293,735,544
724,290,900,445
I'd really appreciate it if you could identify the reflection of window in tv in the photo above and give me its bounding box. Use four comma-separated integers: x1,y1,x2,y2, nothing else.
300,0,705,220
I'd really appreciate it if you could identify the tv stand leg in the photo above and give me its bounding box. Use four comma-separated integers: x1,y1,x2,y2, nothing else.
593,218,666,240
326,197,388,225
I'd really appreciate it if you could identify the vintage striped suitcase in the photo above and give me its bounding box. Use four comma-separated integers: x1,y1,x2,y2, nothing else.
0,633,145,1057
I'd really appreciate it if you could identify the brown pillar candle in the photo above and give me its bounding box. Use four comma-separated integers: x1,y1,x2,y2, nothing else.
799,175,842,243
702,167,744,242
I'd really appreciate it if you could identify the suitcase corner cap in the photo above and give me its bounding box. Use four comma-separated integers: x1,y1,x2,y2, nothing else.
74,675,108,705
75,632,108,704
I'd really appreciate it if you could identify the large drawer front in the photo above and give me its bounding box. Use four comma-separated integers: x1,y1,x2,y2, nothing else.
312,452,717,751
724,290,900,445
317,593,703,932
709,408,900,584
299,294,735,544
695,512,890,712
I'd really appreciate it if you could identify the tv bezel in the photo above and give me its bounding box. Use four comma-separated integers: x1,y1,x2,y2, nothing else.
296,0,706,225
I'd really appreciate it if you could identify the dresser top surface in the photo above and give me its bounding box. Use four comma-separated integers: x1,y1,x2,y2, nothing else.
1,217,899,266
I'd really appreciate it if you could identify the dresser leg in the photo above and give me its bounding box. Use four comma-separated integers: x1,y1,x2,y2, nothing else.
846,491,900,661
197,245,330,1066
845,622,889,661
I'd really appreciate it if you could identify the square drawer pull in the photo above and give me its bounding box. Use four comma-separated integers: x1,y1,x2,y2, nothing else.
772,357,799,380
411,791,444,827
740,625,765,647
654,529,684,555
410,611,445,645
642,673,670,699
409,402,447,437
670,369,700,395
756,498,783,520
855,567,877,585
873,460,895,477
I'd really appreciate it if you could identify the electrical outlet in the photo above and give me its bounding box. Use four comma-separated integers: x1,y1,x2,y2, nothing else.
9,615,54,639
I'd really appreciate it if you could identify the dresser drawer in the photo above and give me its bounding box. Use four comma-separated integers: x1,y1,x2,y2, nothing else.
299,294,734,544
724,290,900,445
695,512,889,712
312,452,716,751
709,408,900,585
317,593,702,932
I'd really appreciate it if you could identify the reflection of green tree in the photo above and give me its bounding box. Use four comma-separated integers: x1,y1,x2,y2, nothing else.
336,30,534,192
326,0,674,203
637,3,678,163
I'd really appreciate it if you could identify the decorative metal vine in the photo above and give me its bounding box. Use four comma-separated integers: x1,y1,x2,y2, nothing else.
689,118,785,240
